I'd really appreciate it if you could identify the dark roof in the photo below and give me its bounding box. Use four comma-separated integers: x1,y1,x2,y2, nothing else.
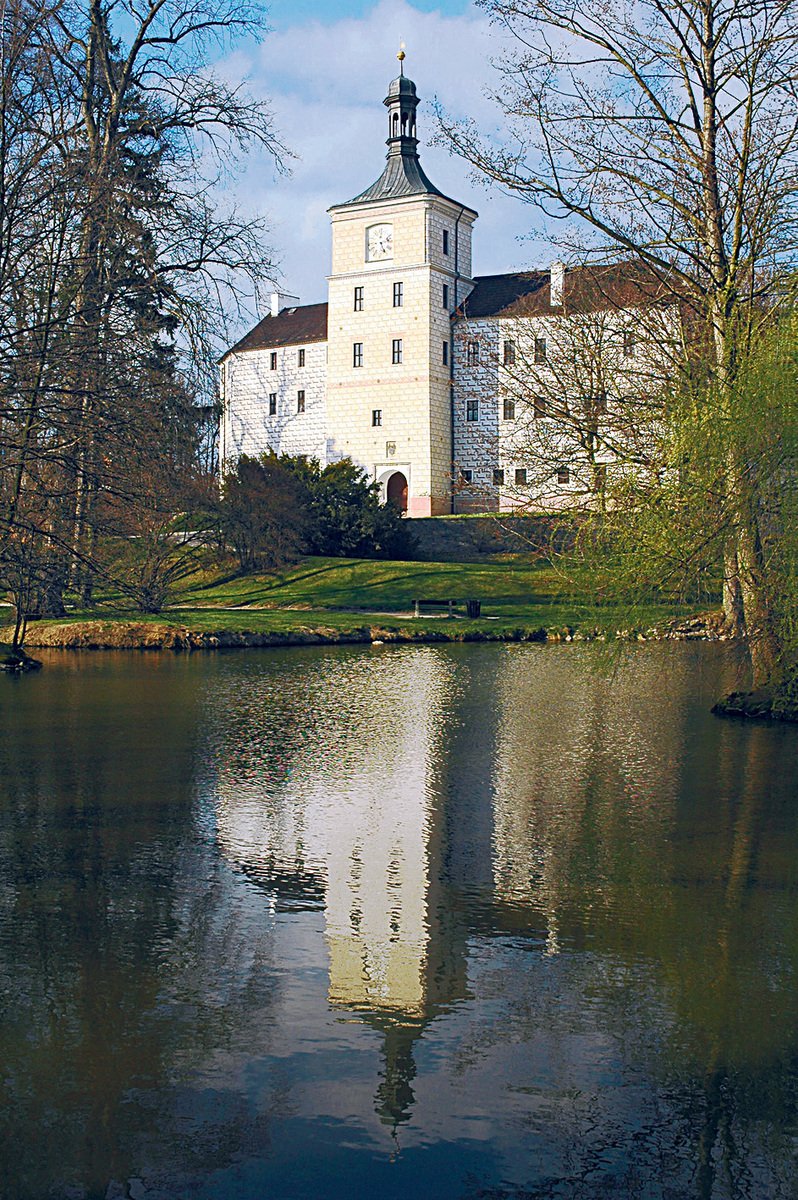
459,263,672,320
345,151,448,207
222,302,328,359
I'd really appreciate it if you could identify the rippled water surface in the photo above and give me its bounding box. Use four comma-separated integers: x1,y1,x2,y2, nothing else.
2,642,798,1199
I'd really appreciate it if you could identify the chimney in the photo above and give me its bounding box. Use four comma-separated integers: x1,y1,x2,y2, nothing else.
550,261,565,307
269,290,300,317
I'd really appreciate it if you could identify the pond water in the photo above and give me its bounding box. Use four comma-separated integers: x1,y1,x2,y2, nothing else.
1,642,798,1199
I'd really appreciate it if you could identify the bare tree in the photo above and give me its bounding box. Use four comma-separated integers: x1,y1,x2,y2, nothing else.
453,264,681,513
0,0,285,635
441,0,798,688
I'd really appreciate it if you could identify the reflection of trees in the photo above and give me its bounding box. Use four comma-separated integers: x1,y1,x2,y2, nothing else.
0,657,285,1199
484,643,798,1196
4,645,797,1196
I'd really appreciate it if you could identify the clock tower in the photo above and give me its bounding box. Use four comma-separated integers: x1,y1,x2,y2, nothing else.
326,55,477,516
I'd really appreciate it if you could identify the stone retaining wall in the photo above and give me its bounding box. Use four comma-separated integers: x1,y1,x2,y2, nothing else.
409,514,575,561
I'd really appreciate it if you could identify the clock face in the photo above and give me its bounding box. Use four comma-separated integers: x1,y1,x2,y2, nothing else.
366,223,393,261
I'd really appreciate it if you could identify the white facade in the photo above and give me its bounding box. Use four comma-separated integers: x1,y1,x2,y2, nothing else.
451,303,676,512
221,335,328,465
221,64,675,516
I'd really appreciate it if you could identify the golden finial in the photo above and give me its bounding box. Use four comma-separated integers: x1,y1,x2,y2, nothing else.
397,42,406,75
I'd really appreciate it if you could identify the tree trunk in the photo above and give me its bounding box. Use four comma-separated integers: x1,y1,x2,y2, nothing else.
722,540,745,636
736,515,782,690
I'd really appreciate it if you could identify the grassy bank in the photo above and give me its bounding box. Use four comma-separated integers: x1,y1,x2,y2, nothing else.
3,555,719,650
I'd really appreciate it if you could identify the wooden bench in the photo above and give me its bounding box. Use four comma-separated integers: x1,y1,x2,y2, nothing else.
412,599,482,618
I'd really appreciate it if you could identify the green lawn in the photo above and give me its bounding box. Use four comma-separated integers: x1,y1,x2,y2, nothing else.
7,556,709,647
168,555,691,631
176,555,566,611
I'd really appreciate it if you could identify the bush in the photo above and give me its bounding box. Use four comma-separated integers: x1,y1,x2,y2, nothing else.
283,456,416,559
217,453,416,569
217,455,310,572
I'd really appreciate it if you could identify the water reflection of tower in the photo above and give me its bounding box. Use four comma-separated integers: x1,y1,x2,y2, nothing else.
213,646,491,1130
324,644,504,1129
322,646,488,1130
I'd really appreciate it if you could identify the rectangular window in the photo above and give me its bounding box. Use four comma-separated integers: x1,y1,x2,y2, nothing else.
460,469,473,483
467,340,479,366
372,409,382,427
443,229,450,255
534,337,547,364
392,338,403,364
515,468,528,486
503,339,516,366
297,390,305,413
595,462,608,489
270,351,277,370
298,348,305,367
393,282,403,307
353,342,363,368
443,283,449,309
534,395,548,419
557,466,571,485
354,286,363,311
623,329,635,357
442,341,449,366
268,393,277,416
503,398,516,421
493,468,505,486
595,390,607,413
466,398,479,422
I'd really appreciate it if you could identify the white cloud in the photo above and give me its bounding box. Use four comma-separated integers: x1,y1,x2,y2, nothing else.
220,0,549,322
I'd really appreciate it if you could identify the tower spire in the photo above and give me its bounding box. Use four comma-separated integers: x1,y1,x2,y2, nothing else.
384,57,419,156
334,62,471,207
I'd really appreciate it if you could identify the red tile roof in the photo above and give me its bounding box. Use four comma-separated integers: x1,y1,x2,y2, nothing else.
460,263,673,319
222,265,674,363
222,302,328,359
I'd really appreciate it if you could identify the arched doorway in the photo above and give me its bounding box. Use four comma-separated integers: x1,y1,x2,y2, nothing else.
386,471,408,514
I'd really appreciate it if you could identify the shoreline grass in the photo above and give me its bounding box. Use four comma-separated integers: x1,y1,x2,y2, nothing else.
3,555,719,650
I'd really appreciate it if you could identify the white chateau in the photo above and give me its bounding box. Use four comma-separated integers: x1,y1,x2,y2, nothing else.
221,56,672,516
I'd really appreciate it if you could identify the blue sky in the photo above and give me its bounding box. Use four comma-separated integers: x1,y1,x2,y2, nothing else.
219,0,547,327
266,0,476,30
